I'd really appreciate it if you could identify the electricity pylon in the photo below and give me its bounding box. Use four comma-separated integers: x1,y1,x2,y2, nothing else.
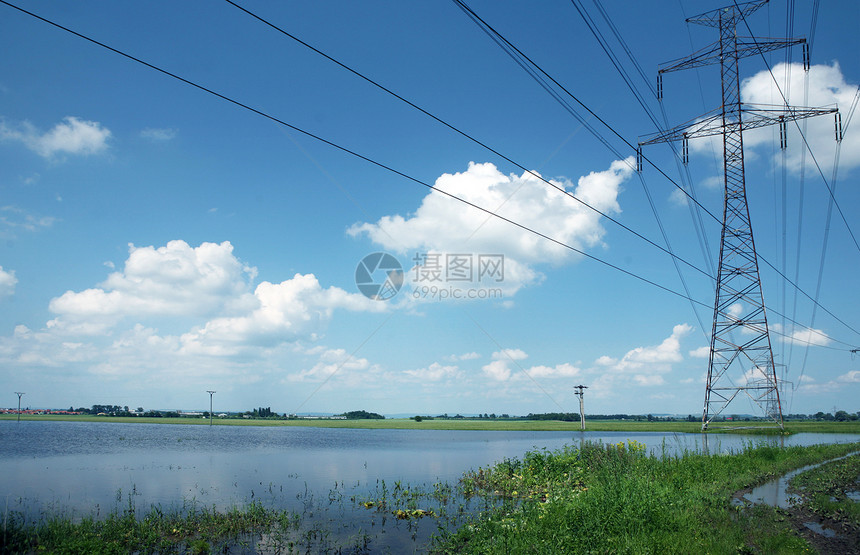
638,0,839,430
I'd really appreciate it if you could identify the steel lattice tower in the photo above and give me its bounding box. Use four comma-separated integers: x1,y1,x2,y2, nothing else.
639,0,838,430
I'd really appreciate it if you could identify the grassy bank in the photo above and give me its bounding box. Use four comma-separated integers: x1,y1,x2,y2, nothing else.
433,440,860,553
2,414,858,433
1,502,305,554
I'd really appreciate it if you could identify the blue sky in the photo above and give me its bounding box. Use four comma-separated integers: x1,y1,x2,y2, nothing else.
1,0,858,417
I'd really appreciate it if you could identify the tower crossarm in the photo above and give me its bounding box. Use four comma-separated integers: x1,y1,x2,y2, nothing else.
685,0,769,28
658,38,804,74
638,104,838,146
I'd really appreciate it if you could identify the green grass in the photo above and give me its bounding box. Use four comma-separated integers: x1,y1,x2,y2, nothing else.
1,501,302,554
433,440,860,554
2,414,858,433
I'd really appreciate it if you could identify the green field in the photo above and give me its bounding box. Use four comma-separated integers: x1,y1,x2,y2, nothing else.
2,413,858,434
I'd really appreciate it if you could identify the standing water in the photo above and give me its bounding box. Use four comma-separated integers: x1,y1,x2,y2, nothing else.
2,421,858,551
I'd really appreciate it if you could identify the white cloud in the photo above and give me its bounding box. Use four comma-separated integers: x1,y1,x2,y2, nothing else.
686,63,858,173
689,346,710,359
180,273,386,353
0,116,111,158
786,327,832,347
526,363,580,379
798,378,843,395
739,366,772,384
403,362,461,381
140,127,177,142
0,240,388,389
635,374,665,386
590,324,693,391
771,322,832,347
349,159,635,294
614,323,692,370
286,348,375,383
741,62,860,172
668,187,690,207
480,349,580,382
482,359,512,381
482,349,527,381
680,372,707,385
445,351,480,361
837,370,860,383
49,240,258,326
0,266,16,298
0,205,56,237
493,348,527,361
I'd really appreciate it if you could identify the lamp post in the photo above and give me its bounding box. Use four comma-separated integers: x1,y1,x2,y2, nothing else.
206,390,215,426
14,392,24,422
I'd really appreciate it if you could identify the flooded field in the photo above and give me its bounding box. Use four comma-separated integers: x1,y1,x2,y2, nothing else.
2,421,859,552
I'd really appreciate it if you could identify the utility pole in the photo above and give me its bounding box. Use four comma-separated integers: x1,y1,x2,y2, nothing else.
639,0,838,431
573,385,587,431
206,390,216,426
14,392,24,422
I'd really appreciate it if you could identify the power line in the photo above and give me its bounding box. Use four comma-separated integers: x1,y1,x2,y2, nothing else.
0,0,716,313
223,0,858,346
3,0,855,354
570,0,711,340
733,0,860,255
223,0,714,284
453,0,860,343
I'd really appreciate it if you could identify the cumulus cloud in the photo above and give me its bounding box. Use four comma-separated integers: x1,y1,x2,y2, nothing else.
0,116,111,158
482,349,526,381
0,266,16,298
0,240,387,387
591,324,693,389
481,348,580,382
686,63,859,174
349,159,635,294
785,327,832,347
49,241,258,328
613,323,692,370
180,273,386,354
742,63,859,171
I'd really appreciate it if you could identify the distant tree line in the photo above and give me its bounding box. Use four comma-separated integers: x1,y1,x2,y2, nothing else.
72,405,179,418
339,410,384,420
49,405,860,422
